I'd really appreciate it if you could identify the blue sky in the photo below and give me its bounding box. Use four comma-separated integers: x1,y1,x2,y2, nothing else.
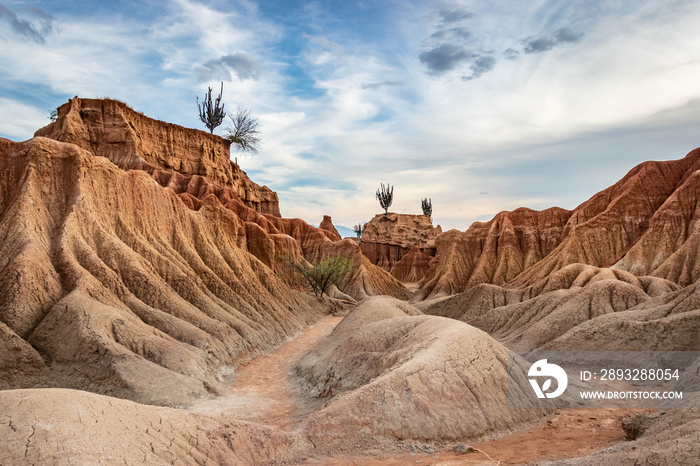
2,0,700,231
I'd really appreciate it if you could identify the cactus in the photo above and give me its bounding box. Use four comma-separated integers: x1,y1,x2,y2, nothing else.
197,82,226,133
421,197,432,219
376,183,393,214
352,223,364,238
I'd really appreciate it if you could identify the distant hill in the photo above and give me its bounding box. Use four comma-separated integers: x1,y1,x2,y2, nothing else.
311,224,357,238
336,225,358,238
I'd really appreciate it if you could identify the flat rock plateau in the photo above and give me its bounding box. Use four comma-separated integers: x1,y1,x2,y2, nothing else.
1,98,698,465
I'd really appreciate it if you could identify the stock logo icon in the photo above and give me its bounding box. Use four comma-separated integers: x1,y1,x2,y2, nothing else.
528,359,568,399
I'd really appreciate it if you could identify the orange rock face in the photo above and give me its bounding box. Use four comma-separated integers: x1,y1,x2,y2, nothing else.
415,147,700,354
512,150,700,287
390,246,433,283
35,97,281,216
32,98,408,302
612,158,700,286
361,213,439,249
0,137,324,405
418,207,571,298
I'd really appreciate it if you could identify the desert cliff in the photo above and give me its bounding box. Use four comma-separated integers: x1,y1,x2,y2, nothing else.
36,97,281,216
418,149,700,354
0,136,326,405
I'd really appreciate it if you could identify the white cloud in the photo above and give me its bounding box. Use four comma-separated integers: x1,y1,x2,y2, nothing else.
0,98,50,140
155,0,255,54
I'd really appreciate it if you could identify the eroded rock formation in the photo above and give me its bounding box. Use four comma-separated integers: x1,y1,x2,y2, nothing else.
423,262,698,351
512,150,700,287
390,246,435,283
0,100,410,404
417,150,700,352
319,215,341,241
417,207,572,299
2,97,700,465
32,98,409,302
0,137,326,405
360,213,441,282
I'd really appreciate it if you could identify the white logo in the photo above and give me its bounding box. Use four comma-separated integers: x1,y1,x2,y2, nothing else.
528,359,568,399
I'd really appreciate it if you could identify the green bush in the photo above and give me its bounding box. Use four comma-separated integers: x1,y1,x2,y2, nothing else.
282,254,355,298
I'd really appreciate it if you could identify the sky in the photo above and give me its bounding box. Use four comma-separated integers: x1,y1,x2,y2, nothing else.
1,0,700,231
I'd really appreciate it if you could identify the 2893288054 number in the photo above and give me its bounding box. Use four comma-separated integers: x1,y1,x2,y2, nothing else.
600,368,680,381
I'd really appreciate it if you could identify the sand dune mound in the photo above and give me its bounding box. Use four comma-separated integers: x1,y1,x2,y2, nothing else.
294,297,547,450
0,137,327,405
0,388,304,466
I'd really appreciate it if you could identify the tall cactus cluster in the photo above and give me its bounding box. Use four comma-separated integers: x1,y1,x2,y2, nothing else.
421,198,432,218
197,82,226,134
376,183,394,214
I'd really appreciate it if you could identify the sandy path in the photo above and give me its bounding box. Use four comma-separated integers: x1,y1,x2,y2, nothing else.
305,407,649,465
189,315,342,431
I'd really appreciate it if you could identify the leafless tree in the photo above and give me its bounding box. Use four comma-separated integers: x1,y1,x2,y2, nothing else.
226,106,261,154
